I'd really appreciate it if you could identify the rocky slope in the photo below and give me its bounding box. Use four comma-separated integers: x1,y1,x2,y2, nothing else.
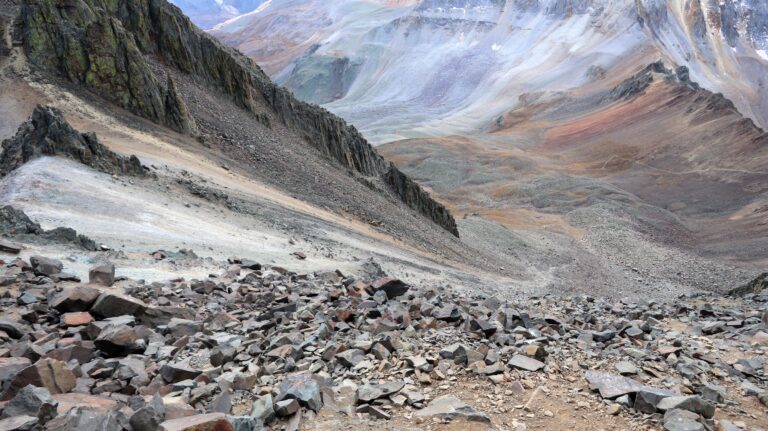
0,248,765,430
15,0,458,237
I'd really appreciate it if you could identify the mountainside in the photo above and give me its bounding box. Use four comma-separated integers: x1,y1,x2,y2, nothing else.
212,0,768,142
168,0,266,29
17,0,458,237
1,1,767,431
205,0,768,290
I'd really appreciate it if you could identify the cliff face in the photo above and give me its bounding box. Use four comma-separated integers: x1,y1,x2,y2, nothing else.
20,0,197,134
0,105,145,178
16,0,459,236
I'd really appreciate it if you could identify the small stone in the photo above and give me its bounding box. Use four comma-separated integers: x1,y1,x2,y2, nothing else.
275,399,300,417
88,263,115,287
607,404,621,415
415,395,490,423
507,355,544,372
30,256,63,277
61,312,94,327
158,413,233,431
1,385,58,424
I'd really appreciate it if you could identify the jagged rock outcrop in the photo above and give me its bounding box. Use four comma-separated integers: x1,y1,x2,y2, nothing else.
0,206,99,251
0,105,145,178
19,0,197,134
605,61,699,102
385,166,459,237
16,0,459,236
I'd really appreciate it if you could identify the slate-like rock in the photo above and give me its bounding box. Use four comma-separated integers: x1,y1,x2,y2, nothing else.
0,319,27,340
357,381,405,403
276,373,323,412
1,385,58,424
370,278,409,299
584,371,644,399
158,413,233,431
88,264,115,287
130,393,165,431
663,409,705,431
0,415,38,431
30,256,63,277
49,287,101,312
507,354,544,372
415,395,490,423
3,359,76,401
657,396,715,419
90,293,146,318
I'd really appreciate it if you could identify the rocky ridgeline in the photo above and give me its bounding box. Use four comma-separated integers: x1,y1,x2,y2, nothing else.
0,106,145,178
15,0,459,237
0,248,766,430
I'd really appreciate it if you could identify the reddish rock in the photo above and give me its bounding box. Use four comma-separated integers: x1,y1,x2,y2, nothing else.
60,312,93,327
52,393,117,415
158,413,233,431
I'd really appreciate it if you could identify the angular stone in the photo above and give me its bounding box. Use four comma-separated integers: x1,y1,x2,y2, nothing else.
0,358,32,382
1,385,58,424
274,399,299,417
49,287,101,312
507,354,544,372
355,404,391,420
415,395,490,423
277,373,322,412
0,319,27,340
3,359,76,401
158,413,233,431
130,393,165,431
61,312,94,327
160,359,202,383
30,256,63,277
633,387,677,414
249,394,275,424
663,409,704,431
0,415,38,431
90,293,146,318
657,396,715,419
370,277,409,299
0,239,22,254
615,361,638,375
584,371,644,399
335,349,365,368
94,325,144,357
357,381,404,403
88,264,115,287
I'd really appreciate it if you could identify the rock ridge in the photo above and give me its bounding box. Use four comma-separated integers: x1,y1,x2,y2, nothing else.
0,105,145,178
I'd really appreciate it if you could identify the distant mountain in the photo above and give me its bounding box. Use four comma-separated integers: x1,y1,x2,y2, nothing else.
168,0,266,28
209,0,768,142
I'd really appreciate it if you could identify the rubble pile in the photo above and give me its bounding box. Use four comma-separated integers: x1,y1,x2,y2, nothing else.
0,254,766,430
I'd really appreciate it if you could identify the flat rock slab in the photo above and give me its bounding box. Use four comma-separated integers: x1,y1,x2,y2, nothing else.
357,381,405,403
0,415,38,430
415,395,491,424
159,413,233,431
585,371,644,399
507,354,545,372
0,239,22,254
